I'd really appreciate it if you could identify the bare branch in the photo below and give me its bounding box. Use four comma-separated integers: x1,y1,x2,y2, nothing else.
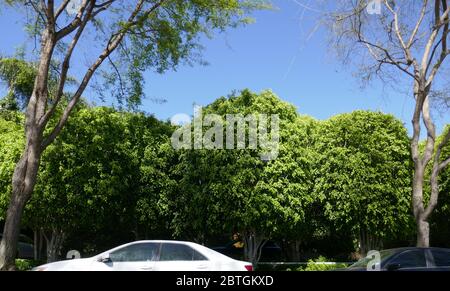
423,127,450,219
421,0,450,74
354,17,417,80
55,0,91,40
26,0,48,25
46,0,55,23
426,0,450,85
408,0,429,48
421,95,437,166
55,0,71,20
384,0,415,65
39,0,96,128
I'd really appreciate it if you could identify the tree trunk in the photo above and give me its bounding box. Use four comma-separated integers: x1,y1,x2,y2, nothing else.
359,228,382,257
416,219,429,247
411,161,430,247
33,230,39,261
44,229,65,263
243,230,267,266
282,240,301,262
33,229,45,261
0,143,41,270
0,27,55,270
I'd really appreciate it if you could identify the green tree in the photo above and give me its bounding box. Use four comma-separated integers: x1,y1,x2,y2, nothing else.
0,116,24,219
328,0,450,247
0,0,266,269
0,58,36,111
167,90,317,265
20,107,173,262
314,111,414,256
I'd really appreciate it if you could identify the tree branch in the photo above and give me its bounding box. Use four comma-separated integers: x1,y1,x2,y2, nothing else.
384,0,415,65
423,127,450,219
408,0,429,48
41,0,167,149
39,0,95,128
438,128,450,171
426,0,450,85
355,18,417,80
55,0,91,41
46,0,55,23
441,156,450,170
54,0,71,20
421,0,450,74
421,95,437,167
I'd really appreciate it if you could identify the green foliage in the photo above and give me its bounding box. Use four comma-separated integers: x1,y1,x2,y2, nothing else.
430,126,450,246
0,115,24,218
0,58,36,110
15,259,40,271
167,90,318,242
0,90,419,258
20,107,173,251
0,57,74,111
298,256,348,271
314,111,414,243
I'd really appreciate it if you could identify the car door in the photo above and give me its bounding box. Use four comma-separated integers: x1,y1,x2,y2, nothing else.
429,249,450,270
384,249,428,271
102,242,160,271
154,242,210,271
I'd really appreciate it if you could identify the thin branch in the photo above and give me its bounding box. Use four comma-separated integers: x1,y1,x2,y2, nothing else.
421,0,450,74
407,0,429,48
356,34,417,79
438,128,450,171
107,55,126,99
384,0,415,65
421,95,436,167
55,0,90,41
26,0,47,25
39,0,95,128
55,0,71,20
441,157,450,171
41,0,167,149
423,127,450,219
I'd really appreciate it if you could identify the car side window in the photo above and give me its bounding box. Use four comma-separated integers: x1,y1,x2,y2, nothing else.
388,250,427,269
109,243,159,262
431,249,450,267
159,243,207,261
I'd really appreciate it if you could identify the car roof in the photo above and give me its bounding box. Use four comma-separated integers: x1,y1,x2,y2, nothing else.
380,247,450,252
97,240,236,261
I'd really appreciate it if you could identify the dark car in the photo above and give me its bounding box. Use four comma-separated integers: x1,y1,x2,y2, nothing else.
346,247,450,271
0,234,34,259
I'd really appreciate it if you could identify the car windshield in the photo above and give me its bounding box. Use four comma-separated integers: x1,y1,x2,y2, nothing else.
348,249,397,269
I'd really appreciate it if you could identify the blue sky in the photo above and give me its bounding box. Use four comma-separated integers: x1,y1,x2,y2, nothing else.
1,0,449,135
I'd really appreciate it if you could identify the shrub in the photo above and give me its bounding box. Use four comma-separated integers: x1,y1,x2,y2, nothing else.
15,259,41,271
299,256,348,271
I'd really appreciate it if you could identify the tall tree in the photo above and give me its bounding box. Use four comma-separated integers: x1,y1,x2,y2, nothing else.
25,107,173,262
168,90,316,265
0,0,265,269
314,111,414,255
328,0,450,247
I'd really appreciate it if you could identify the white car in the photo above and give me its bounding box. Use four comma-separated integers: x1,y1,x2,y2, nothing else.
33,240,253,271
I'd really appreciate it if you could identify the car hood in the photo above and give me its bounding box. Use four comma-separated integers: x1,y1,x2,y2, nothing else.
33,258,93,271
